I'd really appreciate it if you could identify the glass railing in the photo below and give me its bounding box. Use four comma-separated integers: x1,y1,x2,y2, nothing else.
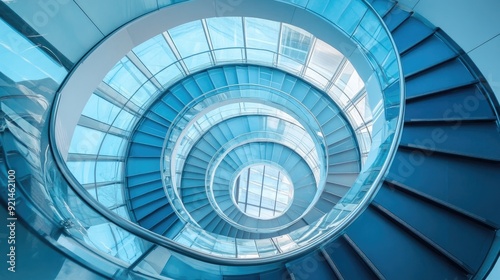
205,131,318,232
1,0,404,279
163,87,327,184
161,85,329,228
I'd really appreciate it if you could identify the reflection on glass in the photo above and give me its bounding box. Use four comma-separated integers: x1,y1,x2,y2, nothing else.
245,18,280,52
104,57,147,99
279,24,312,63
308,39,343,80
169,20,210,58
207,17,244,62
0,19,67,83
82,94,121,126
133,34,177,75
69,126,105,155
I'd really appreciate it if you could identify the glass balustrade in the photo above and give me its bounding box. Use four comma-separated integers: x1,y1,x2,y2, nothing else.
0,0,404,278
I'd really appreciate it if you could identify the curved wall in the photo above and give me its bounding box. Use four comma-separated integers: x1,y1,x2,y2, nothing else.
53,0,376,159
398,0,500,112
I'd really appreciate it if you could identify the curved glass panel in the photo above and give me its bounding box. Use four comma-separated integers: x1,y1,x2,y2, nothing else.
45,0,404,271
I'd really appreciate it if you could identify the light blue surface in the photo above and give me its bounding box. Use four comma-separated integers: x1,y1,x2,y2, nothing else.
0,19,66,83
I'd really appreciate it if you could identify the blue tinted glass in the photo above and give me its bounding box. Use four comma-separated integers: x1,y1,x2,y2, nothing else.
113,109,136,131
335,62,364,97
207,17,244,62
69,126,105,155
112,206,130,219
67,161,96,184
277,55,303,72
246,49,275,66
337,0,367,35
96,161,123,183
130,81,157,106
279,24,312,63
207,17,244,49
169,20,210,58
97,184,124,208
155,63,184,86
307,39,343,79
133,34,177,75
245,18,280,52
82,94,121,125
103,57,148,99
183,53,212,72
100,134,126,156
0,19,66,83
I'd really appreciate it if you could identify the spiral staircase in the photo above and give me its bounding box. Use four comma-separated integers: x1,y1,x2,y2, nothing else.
1,0,499,279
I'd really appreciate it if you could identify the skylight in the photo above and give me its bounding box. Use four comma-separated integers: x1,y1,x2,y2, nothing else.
234,164,294,219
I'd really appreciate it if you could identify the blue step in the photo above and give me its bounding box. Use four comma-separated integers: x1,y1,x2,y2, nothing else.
324,236,380,279
134,198,169,221
369,0,397,17
400,122,500,161
401,34,457,76
346,207,468,279
405,58,477,99
386,149,500,226
392,17,434,53
129,186,164,208
286,251,337,280
127,171,161,186
374,183,495,273
128,143,163,157
126,157,161,176
405,85,496,121
382,6,411,32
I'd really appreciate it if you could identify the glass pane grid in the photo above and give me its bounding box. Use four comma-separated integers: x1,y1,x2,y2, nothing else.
234,164,293,219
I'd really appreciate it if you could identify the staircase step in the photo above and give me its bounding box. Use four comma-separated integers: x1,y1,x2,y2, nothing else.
129,187,165,208
137,119,169,138
387,148,500,226
374,183,495,273
405,59,477,100
286,251,337,280
134,198,169,221
324,236,380,280
400,121,500,161
370,0,397,18
405,85,496,121
392,17,435,54
127,171,161,186
126,157,161,176
346,206,468,279
132,131,165,147
151,210,179,235
401,33,457,77
383,6,411,32
128,143,162,157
